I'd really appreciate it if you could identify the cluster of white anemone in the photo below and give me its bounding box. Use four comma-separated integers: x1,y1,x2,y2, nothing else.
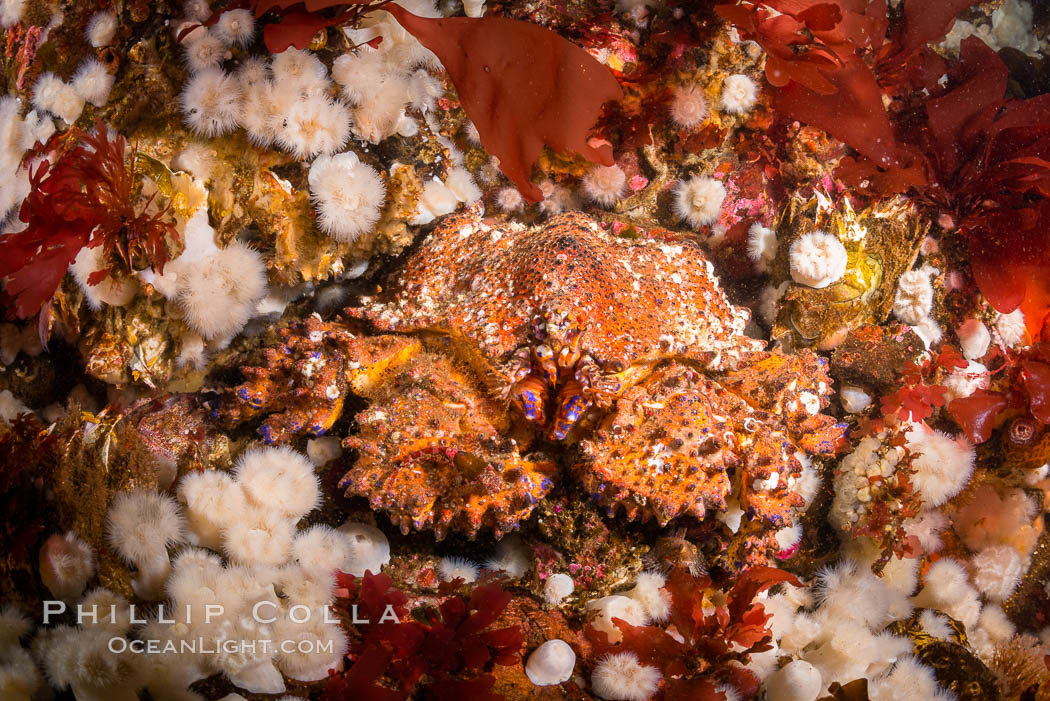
27,445,395,699
134,198,268,343
0,96,53,225
0,607,45,701
15,10,120,132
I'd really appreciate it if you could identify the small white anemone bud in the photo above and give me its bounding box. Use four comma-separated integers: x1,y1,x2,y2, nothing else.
106,489,186,599
308,151,386,242
581,164,627,208
764,659,822,701
626,571,671,623
591,651,662,701
892,266,935,325
721,73,759,114
86,11,118,47
525,639,576,686
789,231,847,288
957,318,991,360
673,175,726,229
669,83,707,128
411,177,459,226
839,384,872,413
544,573,575,604
746,222,777,272
306,436,343,466
586,595,647,643
233,445,320,519
39,531,95,599
496,186,524,212
184,0,211,21
438,556,480,583
338,521,391,576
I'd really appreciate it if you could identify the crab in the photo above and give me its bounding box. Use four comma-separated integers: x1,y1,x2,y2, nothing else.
218,212,846,540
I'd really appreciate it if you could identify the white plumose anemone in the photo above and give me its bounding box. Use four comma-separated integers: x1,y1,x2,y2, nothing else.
673,175,726,229
86,12,118,47
214,9,255,46
180,68,242,137
275,97,352,160
721,73,759,114
970,544,1024,602
591,651,662,701
176,470,246,550
106,489,186,599
581,164,627,207
272,614,348,681
893,267,936,325
183,31,227,74
525,639,576,686
308,151,386,242
668,83,707,128
438,556,480,583
904,423,975,506
444,167,483,203
995,308,1026,347
39,531,96,600
789,231,847,289
175,240,267,340
233,445,321,519
763,659,822,701
746,222,777,272
586,595,647,643
72,59,115,107
70,245,138,310
626,571,671,623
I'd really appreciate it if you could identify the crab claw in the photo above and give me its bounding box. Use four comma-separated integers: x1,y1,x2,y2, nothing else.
550,381,590,441
510,376,548,425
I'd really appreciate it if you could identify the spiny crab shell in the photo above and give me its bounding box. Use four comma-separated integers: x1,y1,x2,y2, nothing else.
219,212,847,541
350,211,760,440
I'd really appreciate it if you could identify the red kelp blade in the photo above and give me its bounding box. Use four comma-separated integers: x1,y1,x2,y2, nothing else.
894,0,976,54
262,7,354,52
1023,360,1050,423
773,50,898,167
384,6,622,202
946,389,1009,443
